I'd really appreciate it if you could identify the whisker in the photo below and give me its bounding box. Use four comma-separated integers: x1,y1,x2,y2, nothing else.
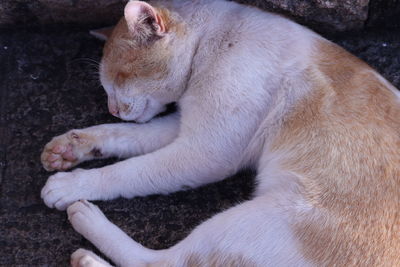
67,58,101,72
72,57,101,65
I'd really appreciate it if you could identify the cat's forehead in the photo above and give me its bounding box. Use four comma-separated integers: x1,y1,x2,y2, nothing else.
101,30,170,84
103,20,132,54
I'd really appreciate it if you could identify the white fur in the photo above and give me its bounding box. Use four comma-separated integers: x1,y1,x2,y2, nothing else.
40,0,378,266
71,248,112,267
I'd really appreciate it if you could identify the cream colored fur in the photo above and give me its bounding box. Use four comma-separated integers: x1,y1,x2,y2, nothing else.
40,0,400,266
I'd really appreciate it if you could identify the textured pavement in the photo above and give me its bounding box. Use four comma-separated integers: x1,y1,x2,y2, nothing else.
0,26,399,266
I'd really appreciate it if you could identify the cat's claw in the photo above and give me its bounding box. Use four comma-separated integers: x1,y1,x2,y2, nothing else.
67,200,109,241
41,131,94,172
71,248,113,267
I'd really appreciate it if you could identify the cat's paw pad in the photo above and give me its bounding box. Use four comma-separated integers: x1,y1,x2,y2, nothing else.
41,170,92,210
71,248,112,267
41,131,94,171
67,200,109,236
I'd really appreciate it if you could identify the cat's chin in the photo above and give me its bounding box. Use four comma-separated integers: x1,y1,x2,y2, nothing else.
119,116,154,124
133,113,157,123
125,101,167,123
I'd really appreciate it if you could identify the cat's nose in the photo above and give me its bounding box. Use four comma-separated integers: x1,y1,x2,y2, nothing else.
109,106,119,117
108,98,120,117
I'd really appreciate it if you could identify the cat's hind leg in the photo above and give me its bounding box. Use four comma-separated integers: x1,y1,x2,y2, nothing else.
68,196,310,267
71,248,113,267
67,200,160,267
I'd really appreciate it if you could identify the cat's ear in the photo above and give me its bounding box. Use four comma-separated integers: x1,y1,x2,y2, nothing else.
89,26,115,41
124,1,166,38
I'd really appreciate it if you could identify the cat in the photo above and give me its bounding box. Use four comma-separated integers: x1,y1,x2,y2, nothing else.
40,0,400,266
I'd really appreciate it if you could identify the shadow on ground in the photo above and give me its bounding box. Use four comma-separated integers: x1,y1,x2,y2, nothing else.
0,26,399,266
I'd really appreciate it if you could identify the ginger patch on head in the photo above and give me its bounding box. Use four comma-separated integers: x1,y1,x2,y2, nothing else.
101,18,171,87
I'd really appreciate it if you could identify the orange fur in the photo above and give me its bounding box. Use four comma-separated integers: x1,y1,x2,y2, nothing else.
102,3,187,88
155,6,187,37
103,18,171,85
271,40,400,265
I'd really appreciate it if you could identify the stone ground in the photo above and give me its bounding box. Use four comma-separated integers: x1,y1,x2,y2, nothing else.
0,25,399,266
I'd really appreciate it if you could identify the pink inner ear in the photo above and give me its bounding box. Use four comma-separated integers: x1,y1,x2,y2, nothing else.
155,13,166,33
124,1,164,34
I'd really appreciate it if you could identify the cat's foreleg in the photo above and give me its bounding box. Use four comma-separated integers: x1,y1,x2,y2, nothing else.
41,102,261,210
41,113,179,171
41,131,244,210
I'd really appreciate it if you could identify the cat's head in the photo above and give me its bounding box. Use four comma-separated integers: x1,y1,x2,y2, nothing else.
93,1,188,122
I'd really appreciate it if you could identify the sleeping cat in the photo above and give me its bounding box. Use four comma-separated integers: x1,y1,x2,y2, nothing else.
40,0,400,266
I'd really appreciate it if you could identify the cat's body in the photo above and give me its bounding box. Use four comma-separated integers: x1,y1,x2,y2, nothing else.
40,0,400,266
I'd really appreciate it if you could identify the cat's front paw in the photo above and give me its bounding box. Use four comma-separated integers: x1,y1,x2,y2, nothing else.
67,200,109,239
41,169,99,210
71,248,112,267
41,131,96,171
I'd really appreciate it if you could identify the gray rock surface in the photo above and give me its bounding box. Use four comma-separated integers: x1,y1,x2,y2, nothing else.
0,0,127,28
0,26,399,266
0,0,399,32
367,0,400,28
237,0,369,32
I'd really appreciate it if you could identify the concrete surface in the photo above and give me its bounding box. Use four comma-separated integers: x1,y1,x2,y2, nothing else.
0,26,399,266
